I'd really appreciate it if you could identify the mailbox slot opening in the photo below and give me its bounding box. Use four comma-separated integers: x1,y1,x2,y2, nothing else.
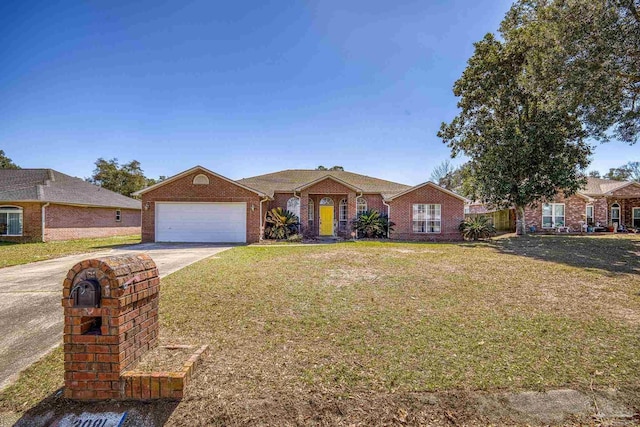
80,316,102,335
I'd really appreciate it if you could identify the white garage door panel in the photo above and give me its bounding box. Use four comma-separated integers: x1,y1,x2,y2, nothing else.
156,203,246,243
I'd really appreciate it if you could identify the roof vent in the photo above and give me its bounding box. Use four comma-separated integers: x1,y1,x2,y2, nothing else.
193,174,210,185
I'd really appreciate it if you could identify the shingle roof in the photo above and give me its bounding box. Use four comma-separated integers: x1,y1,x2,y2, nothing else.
0,169,141,209
581,177,634,195
236,169,412,198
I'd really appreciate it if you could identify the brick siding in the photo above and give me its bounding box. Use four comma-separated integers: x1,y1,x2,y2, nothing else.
0,202,43,242
388,184,464,241
45,205,140,241
141,170,262,243
524,194,587,231
524,184,640,231
0,202,141,243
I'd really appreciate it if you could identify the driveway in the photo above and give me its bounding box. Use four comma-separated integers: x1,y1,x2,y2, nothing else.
0,243,233,390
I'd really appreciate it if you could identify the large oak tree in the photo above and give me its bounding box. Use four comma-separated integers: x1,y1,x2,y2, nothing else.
438,32,591,235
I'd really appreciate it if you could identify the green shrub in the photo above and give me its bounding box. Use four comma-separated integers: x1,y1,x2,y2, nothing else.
264,208,299,240
351,209,394,238
459,215,496,240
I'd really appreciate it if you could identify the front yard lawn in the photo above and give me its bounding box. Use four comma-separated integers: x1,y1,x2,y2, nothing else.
0,235,141,268
2,234,639,424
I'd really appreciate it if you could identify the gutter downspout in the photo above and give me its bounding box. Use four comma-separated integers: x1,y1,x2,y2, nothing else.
42,203,50,242
382,199,391,238
259,197,270,241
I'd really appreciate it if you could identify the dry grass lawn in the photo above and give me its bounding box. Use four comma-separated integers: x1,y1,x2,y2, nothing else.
0,235,141,268
2,234,639,425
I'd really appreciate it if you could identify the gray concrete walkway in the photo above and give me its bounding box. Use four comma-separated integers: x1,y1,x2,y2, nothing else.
0,243,232,390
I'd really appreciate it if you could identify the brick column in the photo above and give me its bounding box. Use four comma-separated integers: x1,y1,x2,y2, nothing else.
347,191,357,231
300,191,309,234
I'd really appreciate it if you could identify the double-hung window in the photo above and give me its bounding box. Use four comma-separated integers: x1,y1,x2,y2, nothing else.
412,204,441,233
542,203,565,228
339,199,348,231
356,197,367,216
585,205,594,226
0,206,23,236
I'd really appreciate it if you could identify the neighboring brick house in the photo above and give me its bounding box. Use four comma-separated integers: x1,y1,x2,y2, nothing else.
0,169,141,242
466,177,640,232
134,166,466,243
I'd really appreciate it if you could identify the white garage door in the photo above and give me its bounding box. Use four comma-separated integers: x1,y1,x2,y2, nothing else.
156,202,246,243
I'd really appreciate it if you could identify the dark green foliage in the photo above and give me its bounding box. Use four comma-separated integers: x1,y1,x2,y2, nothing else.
502,0,639,145
351,209,394,238
438,28,591,235
459,216,496,241
86,158,157,197
264,207,300,240
0,150,20,169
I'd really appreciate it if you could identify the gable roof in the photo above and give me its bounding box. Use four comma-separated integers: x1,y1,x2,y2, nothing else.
236,169,412,198
580,177,640,196
132,165,267,197
0,169,141,209
384,181,468,202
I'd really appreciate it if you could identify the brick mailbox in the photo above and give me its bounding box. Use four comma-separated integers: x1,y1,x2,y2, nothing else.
62,254,160,400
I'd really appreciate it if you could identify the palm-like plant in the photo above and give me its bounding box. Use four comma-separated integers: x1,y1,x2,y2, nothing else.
459,215,496,240
264,207,299,240
352,209,393,238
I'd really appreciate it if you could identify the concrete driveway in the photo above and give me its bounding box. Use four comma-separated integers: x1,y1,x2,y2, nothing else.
0,243,233,390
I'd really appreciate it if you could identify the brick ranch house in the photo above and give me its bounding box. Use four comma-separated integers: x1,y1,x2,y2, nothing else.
133,166,466,243
0,169,141,242
466,177,640,232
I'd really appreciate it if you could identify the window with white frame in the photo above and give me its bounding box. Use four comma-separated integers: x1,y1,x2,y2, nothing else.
286,197,300,219
339,199,348,230
356,197,367,216
542,203,565,228
633,207,640,228
308,198,314,222
412,204,441,233
585,205,594,225
0,206,23,236
115,209,121,222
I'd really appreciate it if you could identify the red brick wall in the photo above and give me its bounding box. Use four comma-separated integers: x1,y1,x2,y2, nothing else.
141,170,262,243
524,194,587,231
388,185,464,241
0,202,43,242
45,205,140,241
593,197,608,226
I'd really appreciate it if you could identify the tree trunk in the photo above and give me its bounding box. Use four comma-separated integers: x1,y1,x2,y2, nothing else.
515,205,527,236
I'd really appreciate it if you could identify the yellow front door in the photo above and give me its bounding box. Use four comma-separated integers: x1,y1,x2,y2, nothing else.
319,206,334,235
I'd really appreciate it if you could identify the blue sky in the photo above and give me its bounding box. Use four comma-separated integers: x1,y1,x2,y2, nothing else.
1,1,637,185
